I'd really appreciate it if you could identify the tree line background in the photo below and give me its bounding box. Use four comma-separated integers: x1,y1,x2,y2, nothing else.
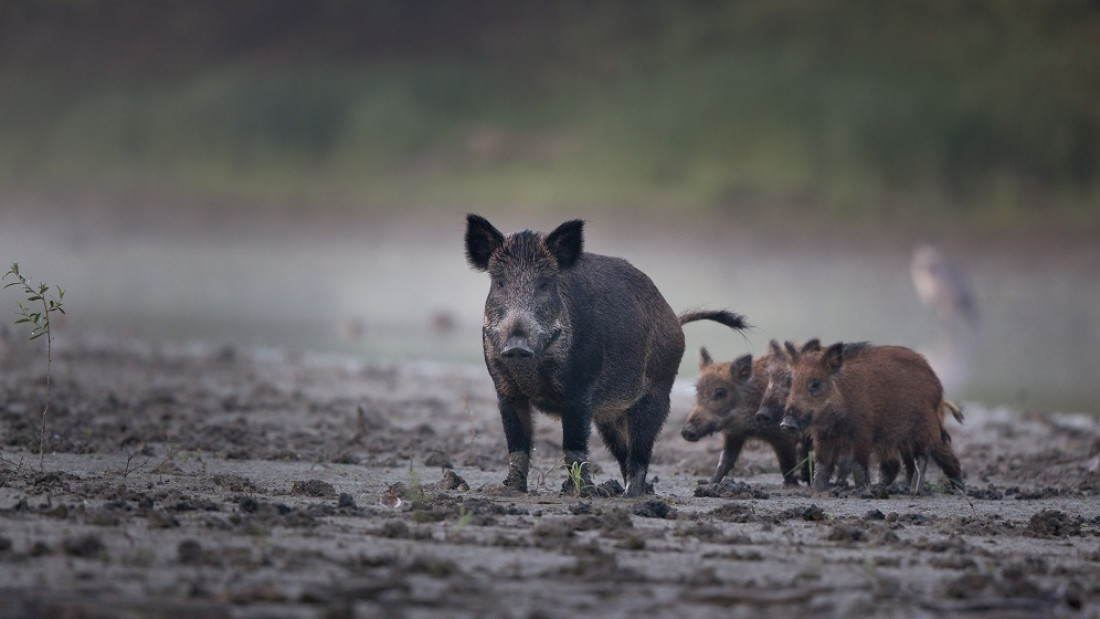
1,0,1097,235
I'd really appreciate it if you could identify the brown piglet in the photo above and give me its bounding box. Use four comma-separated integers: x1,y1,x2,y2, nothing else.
780,341,963,494
681,347,809,485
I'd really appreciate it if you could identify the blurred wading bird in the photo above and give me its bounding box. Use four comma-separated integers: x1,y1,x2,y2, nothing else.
910,244,977,393
910,244,977,329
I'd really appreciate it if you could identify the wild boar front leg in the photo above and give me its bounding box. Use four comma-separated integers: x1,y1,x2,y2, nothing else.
811,440,838,491
561,399,596,495
498,395,533,492
713,434,745,484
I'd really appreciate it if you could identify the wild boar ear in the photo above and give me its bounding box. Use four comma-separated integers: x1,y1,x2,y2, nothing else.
545,219,584,269
784,341,800,363
802,338,821,353
824,342,845,373
732,354,753,384
699,347,713,369
465,214,505,272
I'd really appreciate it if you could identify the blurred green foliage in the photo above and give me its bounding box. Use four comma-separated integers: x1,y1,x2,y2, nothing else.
0,0,1096,231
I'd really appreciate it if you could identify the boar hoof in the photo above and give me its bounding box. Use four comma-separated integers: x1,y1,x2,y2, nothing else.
503,475,528,494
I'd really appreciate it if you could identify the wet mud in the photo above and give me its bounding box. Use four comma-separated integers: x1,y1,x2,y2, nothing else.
0,336,1097,618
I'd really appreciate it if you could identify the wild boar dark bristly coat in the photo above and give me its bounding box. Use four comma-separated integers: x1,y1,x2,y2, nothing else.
465,214,748,497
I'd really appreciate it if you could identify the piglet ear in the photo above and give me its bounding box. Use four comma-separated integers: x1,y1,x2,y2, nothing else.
769,339,784,358
732,354,754,384
784,341,800,363
465,214,505,271
824,342,845,374
545,219,584,269
802,338,821,353
699,347,713,369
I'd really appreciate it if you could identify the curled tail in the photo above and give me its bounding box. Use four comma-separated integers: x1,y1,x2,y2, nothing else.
678,309,750,332
943,400,965,424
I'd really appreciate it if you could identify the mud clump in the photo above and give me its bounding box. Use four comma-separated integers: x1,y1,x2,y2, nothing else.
428,469,469,492
1026,510,1084,537
777,504,827,522
633,499,677,520
567,508,634,536
290,479,337,498
709,503,757,523
177,539,204,565
62,534,105,558
211,473,260,493
557,547,643,582
559,478,631,498
1013,487,1065,500
235,497,317,528
827,524,867,542
461,497,527,518
693,479,770,500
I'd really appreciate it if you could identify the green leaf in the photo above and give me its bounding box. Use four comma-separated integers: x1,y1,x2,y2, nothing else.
29,331,45,340
14,318,30,324
56,307,67,315
28,295,42,302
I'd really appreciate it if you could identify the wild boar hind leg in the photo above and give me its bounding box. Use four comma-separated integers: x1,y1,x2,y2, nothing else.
595,418,631,484
622,391,671,498
498,396,534,492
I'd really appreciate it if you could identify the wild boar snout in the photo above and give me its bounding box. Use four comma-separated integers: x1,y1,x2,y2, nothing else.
680,425,701,442
501,337,534,358
491,311,549,360
755,406,777,424
779,409,803,431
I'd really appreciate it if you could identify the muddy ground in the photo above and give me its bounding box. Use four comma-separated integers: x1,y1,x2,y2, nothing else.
0,333,1097,618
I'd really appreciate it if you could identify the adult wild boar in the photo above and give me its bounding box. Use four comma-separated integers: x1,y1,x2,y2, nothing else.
465,214,748,497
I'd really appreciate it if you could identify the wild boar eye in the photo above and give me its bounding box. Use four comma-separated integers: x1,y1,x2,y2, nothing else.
492,277,504,289
536,279,550,292
713,387,728,400
808,378,823,393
